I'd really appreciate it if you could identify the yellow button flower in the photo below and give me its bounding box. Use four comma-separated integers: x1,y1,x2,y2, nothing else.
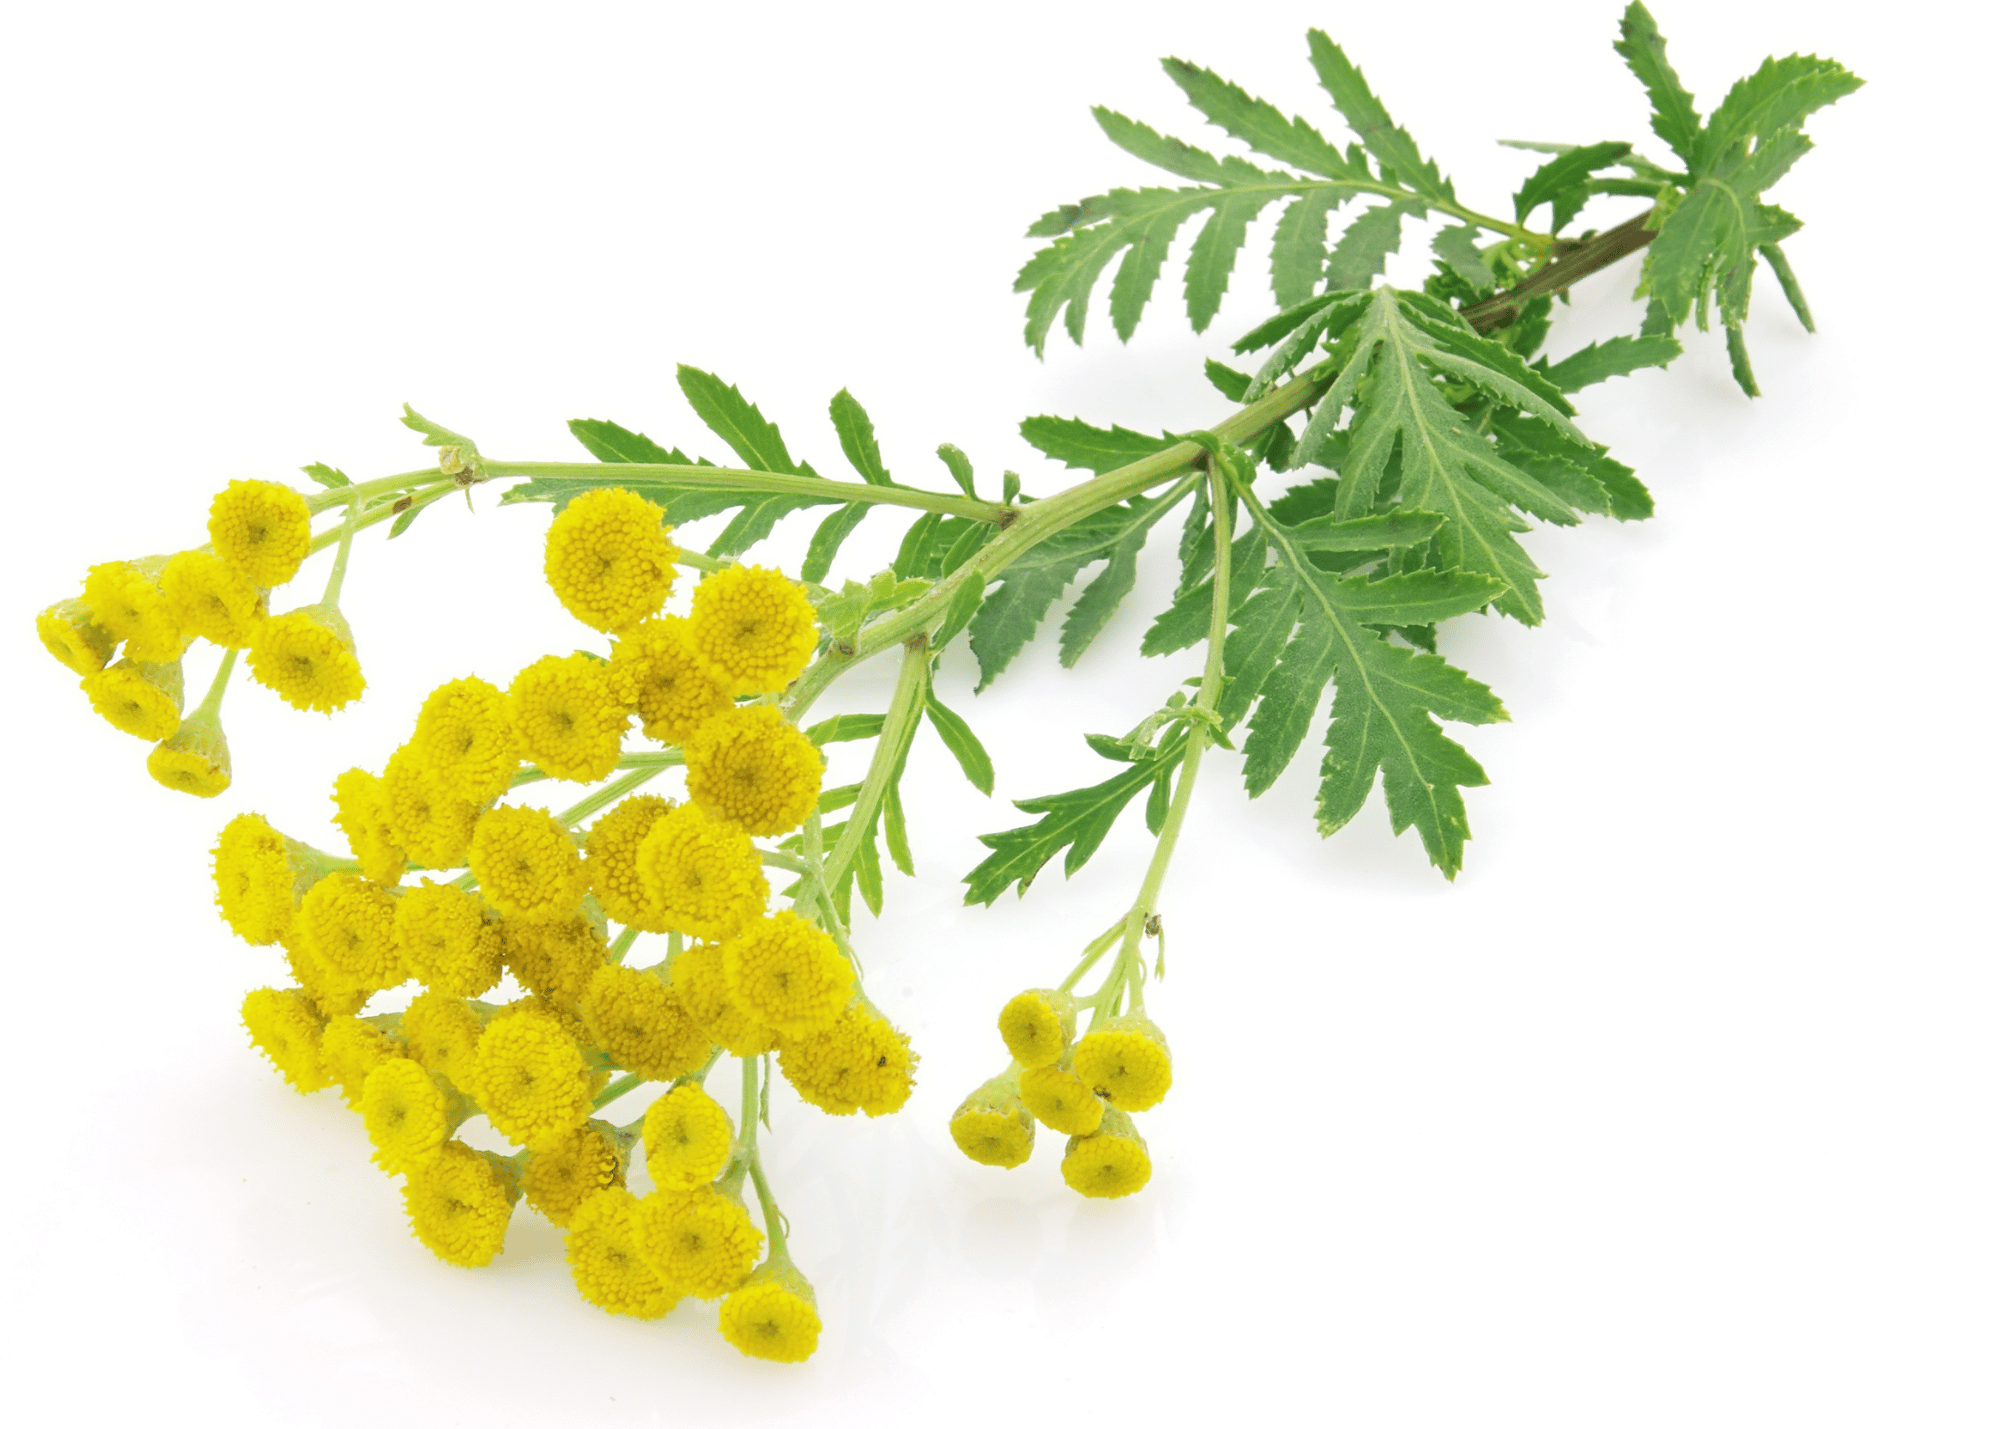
583,794,674,933
241,986,331,1094
688,564,819,696
949,1073,1035,1168
719,1262,822,1363
670,939,777,1058
331,767,407,886
499,911,607,1010
1019,1060,1103,1136
382,746,481,870
1071,1015,1172,1111
36,596,117,675
722,910,853,1039
566,1186,680,1318
543,487,680,634
401,990,490,1086
412,676,520,804
394,881,503,997
82,658,183,741
320,1015,406,1106
634,801,770,943
83,556,188,663
160,549,265,648
998,987,1077,1070
208,479,312,587
248,602,364,713
1060,1107,1152,1199
634,1185,762,1300
507,653,629,783
212,812,336,946
296,873,404,992
403,1140,522,1267
579,964,712,1081
147,706,231,798
523,1119,632,1228
467,805,590,923
683,704,823,836
609,615,732,745
363,1058,469,1173
466,1008,595,1150
641,1083,734,1190
776,999,917,1118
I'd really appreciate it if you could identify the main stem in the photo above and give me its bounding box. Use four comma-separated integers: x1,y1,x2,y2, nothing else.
1464,212,1658,333
486,461,1009,525
819,637,928,892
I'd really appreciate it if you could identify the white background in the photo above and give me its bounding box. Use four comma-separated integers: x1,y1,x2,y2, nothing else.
2,2,1993,1425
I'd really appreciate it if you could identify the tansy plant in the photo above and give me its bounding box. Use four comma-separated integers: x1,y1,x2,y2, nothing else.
32,6,1856,1365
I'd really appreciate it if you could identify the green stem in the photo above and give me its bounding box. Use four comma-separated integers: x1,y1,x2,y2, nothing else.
593,1071,646,1110
1056,919,1128,995
319,491,364,605
760,850,817,877
305,478,458,560
556,763,666,826
487,460,1009,524
734,1054,792,1263
513,748,682,790
607,927,639,965
819,638,929,890
303,468,443,515
190,647,239,722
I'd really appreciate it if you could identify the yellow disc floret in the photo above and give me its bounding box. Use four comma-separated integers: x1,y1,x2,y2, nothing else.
1060,1107,1152,1199
320,1016,406,1105
1071,1015,1172,1112
160,549,265,648
949,1073,1036,1168
403,1140,521,1267
208,479,312,587
634,1185,762,1300
670,940,777,1058
83,556,188,663
609,615,732,745
331,767,407,886
412,676,520,804
507,653,629,783
776,999,917,1118
362,1058,466,1173
248,602,364,713
82,658,183,741
467,805,589,923
583,794,674,933
382,746,481,870
543,487,680,634
466,1009,595,1149
394,881,503,997
688,564,818,696
998,987,1077,1070
499,912,608,1011
682,704,823,836
1019,1061,1104,1136
566,1187,681,1317
241,986,331,1093
296,873,404,991
36,596,117,675
523,1119,631,1228
641,1083,734,1190
212,813,335,946
722,910,853,1039
402,990,490,1086
634,801,769,943
147,709,231,797
579,964,712,1081
719,1262,823,1363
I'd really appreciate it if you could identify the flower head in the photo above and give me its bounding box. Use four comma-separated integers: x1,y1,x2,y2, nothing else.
467,805,589,923
362,1058,467,1173
82,658,182,741
634,1185,762,1300
719,1261,822,1363
670,939,776,1058
634,801,770,943
83,556,187,662
160,549,265,648
777,999,917,1118
722,910,853,1039
949,1072,1035,1168
682,704,823,836
998,987,1077,1070
566,1187,680,1318
1060,1106,1151,1199
523,1119,632,1228
319,1015,406,1105
331,767,406,886
248,602,364,713
241,986,330,1093
1019,1060,1103,1136
382,746,480,870
608,616,731,744
466,1008,595,1149
499,911,607,1011
208,479,311,587
394,881,502,997
579,964,712,1081
583,794,674,933
543,487,680,633
641,1083,734,1190
1071,1015,1172,1112
507,653,629,783
689,564,818,696
401,990,490,1086
147,704,231,797
212,813,337,945
296,873,404,991
37,597,117,675
411,676,519,804
403,1140,521,1267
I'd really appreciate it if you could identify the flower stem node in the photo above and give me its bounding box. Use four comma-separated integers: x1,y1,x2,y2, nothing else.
403,1140,523,1267
241,986,331,1093
1019,1058,1105,1136
83,658,183,741
643,1082,736,1189
1071,1015,1172,1111
949,1071,1036,1168
148,703,232,798
566,1186,681,1318
248,601,364,713
1060,1106,1152,1200
719,1260,823,1364
998,987,1078,1070
36,597,117,675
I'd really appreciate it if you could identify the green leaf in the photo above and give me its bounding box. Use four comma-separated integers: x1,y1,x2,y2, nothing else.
1020,416,1178,475
925,691,995,796
1512,141,1633,232
1185,193,1276,333
1305,31,1453,204
934,567,987,651
1161,57,1364,180
828,390,893,484
1539,333,1682,391
1613,3,1701,164
399,405,477,453
1271,191,1342,308
301,462,351,489
1431,225,1491,291
677,365,803,476
1725,323,1760,397
1324,200,1415,292
801,503,870,585
1695,53,1864,172
805,713,886,745
963,733,1186,905
1242,290,1372,400
1091,106,1253,186
388,500,426,539
883,777,914,878
811,570,929,649
1758,242,1815,333
1204,359,1253,402
1489,412,1654,522
936,444,978,499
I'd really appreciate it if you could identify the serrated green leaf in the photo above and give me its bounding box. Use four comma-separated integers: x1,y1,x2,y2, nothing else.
1431,225,1491,290
933,563,987,651
400,405,476,452
1286,508,1445,553
936,444,978,499
1539,333,1682,391
925,691,994,796
828,389,892,485
1614,3,1701,164
1092,106,1254,186
1020,416,1177,475
677,365,802,476
1271,191,1341,308
1512,140,1633,232
302,462,351,489
1243,290,1372,401
1204,360,1252,402
802,504,870,584
1305,31,1453,204
1489,411,1654,522
1695,53,1864,171
1324,200,1415,292
1185,192,1274,333
1725,323,1760,397
1757,242,1815,332
1161,56,1364,180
